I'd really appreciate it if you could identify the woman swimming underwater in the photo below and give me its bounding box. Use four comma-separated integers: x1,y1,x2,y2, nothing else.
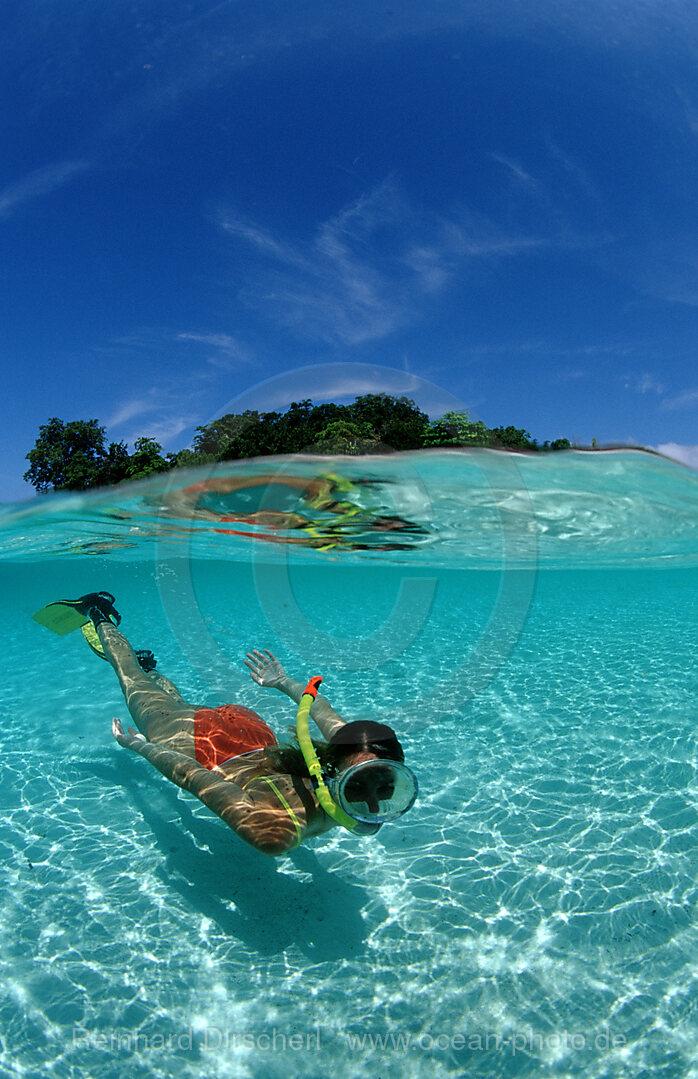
37,592,417,856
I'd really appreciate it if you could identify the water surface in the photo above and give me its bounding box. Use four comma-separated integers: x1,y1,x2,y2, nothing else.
1,449,696,1078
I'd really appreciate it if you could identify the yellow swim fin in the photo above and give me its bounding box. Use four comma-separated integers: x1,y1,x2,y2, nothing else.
31,600,90,636
32,592,120,636
81,621,106,658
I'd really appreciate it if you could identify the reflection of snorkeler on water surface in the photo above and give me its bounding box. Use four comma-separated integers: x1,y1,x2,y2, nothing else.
68,472,426,556
152,471,428,552
33,593,418,857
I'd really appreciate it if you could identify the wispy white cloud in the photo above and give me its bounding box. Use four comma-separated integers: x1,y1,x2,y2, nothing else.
637,373,665,394
103,387,196,444
545,139,601,207
104,396,158,428
175,332,255,369
655,443,698,469
489,140,609,251
100,329,258,448
491,153,538,189
219,181,544,345
620,371,669,397
104,387,205,450
103,327,255,367
661,388,698,410
458,340,631,380
0,160,89,219
176,331,244,351
121,413,194,447
630,233,698,310
645,272,698,308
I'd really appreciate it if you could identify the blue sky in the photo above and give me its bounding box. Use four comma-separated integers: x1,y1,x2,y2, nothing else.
3,0,698,501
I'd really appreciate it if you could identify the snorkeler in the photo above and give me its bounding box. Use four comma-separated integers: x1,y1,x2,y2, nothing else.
35,592,417,856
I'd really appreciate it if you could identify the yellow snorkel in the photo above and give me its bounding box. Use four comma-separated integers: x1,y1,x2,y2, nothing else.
296,676,360,831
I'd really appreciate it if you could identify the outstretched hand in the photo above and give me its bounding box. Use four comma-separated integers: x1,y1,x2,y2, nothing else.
112,716,147,750
244,649,286,689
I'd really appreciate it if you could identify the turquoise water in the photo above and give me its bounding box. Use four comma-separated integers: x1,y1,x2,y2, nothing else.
1,449,697,1078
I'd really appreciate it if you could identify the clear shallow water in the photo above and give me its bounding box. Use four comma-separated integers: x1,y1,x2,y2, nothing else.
0,450,697,1078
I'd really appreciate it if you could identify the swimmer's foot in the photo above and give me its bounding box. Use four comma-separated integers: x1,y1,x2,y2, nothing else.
74,591,121,627
81,622,156,670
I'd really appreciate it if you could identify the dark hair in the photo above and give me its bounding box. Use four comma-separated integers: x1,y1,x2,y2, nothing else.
263,720,404,780
328,720,404,764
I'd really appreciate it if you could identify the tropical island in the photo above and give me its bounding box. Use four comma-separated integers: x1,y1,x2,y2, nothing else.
24,393,573,493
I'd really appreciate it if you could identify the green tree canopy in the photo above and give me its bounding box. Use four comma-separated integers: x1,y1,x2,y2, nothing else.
191,411,264,459
172,448,202,469
274,400,351,453
24,420,175,492
24,418,110,492
310,419,376,455
124,437,170,480
24,400,572,492
218,411,283,460
194,401,355,459
490,424,537,449
348,393,429,450
424,411,492,447
100,439,131,486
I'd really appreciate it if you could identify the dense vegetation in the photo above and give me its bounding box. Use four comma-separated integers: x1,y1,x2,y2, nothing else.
23,395,571,493
23,419,174,493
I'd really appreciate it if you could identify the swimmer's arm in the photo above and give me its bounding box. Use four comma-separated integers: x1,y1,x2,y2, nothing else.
285,677,347,741
244,649,346,740
111,719,300,856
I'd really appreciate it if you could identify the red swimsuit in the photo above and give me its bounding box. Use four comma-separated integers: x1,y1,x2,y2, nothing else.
193,705,277,770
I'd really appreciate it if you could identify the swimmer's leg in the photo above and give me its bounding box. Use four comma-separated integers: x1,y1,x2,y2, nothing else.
146,670,185,701
96,621,198,757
